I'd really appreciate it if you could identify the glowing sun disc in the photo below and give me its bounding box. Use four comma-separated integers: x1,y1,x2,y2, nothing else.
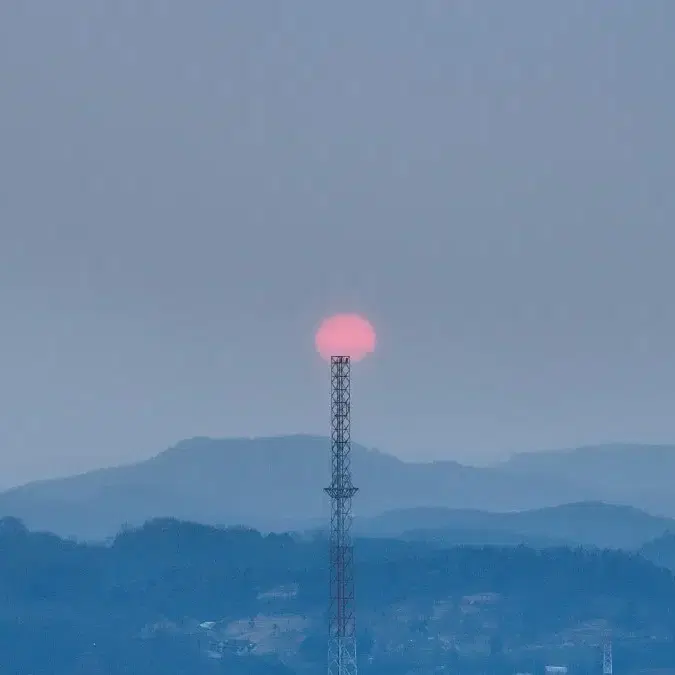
315,314,376,362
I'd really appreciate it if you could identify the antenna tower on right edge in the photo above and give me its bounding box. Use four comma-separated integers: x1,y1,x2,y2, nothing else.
603,629,613,675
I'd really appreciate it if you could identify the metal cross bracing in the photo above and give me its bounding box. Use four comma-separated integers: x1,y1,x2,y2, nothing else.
324,356,358,675
602,630,613,675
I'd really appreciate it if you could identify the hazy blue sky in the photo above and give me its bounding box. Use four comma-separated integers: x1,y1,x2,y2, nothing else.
1,1,674,485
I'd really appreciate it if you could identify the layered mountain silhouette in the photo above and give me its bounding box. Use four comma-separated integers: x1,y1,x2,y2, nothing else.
356,501,675,550
1,435,674,541
641,532,675,571
500,443,675,515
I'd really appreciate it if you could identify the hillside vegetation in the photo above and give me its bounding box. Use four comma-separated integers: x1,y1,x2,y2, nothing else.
2,516,675,674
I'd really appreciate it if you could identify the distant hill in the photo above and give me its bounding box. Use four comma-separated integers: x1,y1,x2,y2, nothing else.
0,435,589,539
501,443,675,516
641,532,675,571
356,502,675,549
2,436,675,540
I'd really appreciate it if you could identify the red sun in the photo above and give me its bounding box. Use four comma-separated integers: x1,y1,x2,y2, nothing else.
315,313,376,362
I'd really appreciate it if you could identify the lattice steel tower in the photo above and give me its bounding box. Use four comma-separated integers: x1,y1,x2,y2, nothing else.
324,356,358,675
602,630,613,675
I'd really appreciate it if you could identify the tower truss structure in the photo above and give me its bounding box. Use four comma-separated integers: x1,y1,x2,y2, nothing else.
325,356,358,675
603,629,613,675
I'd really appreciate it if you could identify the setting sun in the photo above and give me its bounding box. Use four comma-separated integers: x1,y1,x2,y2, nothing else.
315,314,376,362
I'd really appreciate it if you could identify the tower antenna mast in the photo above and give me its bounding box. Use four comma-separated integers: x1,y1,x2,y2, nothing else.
325,355,358,675
603,629,613,675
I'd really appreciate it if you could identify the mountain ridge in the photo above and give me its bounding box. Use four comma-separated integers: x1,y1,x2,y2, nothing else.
1,435,674,540
356,501,675,549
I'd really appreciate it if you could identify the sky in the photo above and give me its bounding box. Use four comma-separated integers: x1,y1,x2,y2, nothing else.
1,1,674,486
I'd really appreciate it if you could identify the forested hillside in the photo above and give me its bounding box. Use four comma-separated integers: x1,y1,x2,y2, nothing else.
2,516,675,674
